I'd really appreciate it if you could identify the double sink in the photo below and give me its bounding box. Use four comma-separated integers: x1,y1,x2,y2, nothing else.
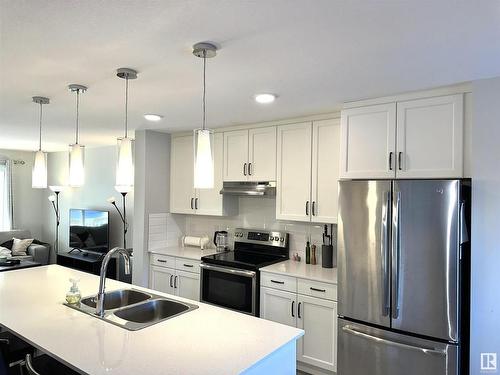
65,289,198,331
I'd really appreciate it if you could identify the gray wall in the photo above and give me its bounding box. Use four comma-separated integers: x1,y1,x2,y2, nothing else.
0,149,45,239
470,77,500,373
132,130,170,286
44,145,134,262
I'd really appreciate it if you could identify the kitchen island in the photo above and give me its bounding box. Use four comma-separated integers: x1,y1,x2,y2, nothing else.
0,265,303,374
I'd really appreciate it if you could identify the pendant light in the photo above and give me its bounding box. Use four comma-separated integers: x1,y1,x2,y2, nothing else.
32,96,49,189
115,68,137,191
193,42,217,189
68,84,87,187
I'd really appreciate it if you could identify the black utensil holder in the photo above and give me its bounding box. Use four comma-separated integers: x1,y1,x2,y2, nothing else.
322,245,334,268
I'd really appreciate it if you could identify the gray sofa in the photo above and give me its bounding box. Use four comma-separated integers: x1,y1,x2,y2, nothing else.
0,230,50,265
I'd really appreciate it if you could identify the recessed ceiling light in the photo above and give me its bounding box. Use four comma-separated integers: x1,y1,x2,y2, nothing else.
254,93,277,104
144,114,163,122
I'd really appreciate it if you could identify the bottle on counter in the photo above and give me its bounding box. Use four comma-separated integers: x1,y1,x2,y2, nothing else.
306,241,311,264
66,278,81,305
311,244,317,265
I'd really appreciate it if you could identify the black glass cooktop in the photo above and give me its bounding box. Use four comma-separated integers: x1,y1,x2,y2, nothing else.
201,250,287,271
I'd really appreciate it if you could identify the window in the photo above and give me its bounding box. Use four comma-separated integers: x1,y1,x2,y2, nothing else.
0,159,13,231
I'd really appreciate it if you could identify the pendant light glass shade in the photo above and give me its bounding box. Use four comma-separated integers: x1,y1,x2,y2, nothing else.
32,150,47,188
68,143,85,187
193,129,214,189
116,137,134,189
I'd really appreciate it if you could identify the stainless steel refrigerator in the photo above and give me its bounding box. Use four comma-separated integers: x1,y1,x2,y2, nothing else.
337,180,470,375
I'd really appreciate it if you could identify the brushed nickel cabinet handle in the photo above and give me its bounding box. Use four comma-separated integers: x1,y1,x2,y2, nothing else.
389,152,394,171
248,163,252,175
243,163,247,176
195,198,199,210
190,198,194,209
312,201,316,216
305,201,309,216
398,152,403,171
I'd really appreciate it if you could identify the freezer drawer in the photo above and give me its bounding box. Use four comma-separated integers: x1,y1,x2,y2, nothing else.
337,319,458,375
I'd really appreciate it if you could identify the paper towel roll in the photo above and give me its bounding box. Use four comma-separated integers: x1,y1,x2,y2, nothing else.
183,236,203,247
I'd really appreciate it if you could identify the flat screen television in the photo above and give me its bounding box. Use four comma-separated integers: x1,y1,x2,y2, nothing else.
69,209,109,253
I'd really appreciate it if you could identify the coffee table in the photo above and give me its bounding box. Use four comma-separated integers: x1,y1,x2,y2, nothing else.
0,260,41,272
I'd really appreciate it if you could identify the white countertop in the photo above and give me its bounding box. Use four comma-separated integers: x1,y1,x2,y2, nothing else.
0,265,303,375
149,245,218,260
261,260,338,284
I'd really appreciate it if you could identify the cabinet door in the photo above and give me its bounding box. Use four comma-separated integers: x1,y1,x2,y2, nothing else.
248,126,277,181
260,287,297,328
170,135,196,214
223,130,249,181
340,103,396,179
150,265,175,295
396,94,463,178
297,295,337,372
311,119,340,224
196,133,225,216
276,122,312,222
175,270,200,301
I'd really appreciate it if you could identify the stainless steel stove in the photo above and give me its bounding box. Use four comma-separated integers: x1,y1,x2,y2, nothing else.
200,228,289,316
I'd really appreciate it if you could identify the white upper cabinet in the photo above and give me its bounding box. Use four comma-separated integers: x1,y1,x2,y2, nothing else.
396,94,463,178
277,120,340,223
311,119,340,223
248,127,276,181
276,122,313,222
170,135,195,214
223,130,249,181
223,126,277,182
340,93,465,179
340,103,396,179
171,133,235,216
196,133,226,215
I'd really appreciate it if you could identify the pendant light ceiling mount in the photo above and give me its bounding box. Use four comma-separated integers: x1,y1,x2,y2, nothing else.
32,96,50,105
68,84,87,93
116,68,138,80
192,42,218,59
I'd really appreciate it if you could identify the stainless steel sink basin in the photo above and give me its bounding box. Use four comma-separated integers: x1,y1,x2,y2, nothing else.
114,299,191,323
81,289,151,310
64,289,198,331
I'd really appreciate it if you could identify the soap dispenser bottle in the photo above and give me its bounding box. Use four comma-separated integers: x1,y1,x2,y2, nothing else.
66,278,81,305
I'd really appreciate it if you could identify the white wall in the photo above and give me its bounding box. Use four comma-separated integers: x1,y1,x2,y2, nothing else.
470,77,500,373
0,149,45,239
133,130,171,286
43,146,133,262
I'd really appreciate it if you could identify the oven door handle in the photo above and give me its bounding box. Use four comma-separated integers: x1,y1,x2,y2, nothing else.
200,263,257,278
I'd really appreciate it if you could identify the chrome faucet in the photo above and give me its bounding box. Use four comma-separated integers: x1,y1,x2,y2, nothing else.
96,247,131,317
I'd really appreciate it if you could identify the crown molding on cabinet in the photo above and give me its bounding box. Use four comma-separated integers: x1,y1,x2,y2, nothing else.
170,111,341,138
342,82,472,109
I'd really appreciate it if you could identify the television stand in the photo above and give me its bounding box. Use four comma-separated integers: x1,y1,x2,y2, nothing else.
56,251,116,279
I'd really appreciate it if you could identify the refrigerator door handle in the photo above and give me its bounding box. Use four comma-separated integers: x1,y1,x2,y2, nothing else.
392,191,401,319
381,191,390,317
342,326,446,357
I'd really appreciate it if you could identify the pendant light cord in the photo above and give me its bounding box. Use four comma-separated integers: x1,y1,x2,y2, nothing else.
75,89,80,144
202,50,206,131
124,76,129,138
38,103,43,151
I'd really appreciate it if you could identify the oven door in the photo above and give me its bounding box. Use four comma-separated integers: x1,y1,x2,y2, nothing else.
200,263,257,315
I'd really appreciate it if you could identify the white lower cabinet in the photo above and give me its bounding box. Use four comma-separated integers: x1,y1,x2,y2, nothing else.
260,273,337,373
149,256,200,301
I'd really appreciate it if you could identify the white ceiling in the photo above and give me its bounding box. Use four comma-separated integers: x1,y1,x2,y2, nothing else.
1,0,500,151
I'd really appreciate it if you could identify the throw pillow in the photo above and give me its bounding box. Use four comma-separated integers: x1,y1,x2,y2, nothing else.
11,238,34,256
0,239,13,250
0,246,11,257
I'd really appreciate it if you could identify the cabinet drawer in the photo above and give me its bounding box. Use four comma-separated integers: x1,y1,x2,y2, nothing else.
298,278,337,301
261,272,297,293
150,254,176,268
175,258,201,273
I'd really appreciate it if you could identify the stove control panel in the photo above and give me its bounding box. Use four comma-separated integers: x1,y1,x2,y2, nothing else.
234,228,289,248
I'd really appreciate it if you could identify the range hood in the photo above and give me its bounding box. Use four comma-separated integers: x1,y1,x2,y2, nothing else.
220,181,276,197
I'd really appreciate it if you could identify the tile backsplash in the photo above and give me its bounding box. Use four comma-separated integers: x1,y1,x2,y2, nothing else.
173,197,337,260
